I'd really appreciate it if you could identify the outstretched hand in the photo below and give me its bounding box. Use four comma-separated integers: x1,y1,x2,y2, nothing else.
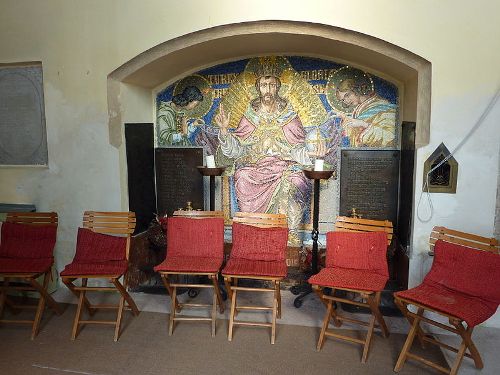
308,139,330,158
215,104,231,136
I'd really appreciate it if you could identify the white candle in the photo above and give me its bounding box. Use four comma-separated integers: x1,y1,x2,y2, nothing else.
314,159,324,171
206,155,216,168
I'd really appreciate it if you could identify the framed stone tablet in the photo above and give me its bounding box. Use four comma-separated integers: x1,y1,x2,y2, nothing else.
0,63,48,166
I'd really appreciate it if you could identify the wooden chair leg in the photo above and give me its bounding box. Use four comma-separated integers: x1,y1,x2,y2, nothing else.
367,292,389,338
394,307,424,372
224,277,232,301
277,282,282,319
28,275,62,315
313,286,341,327
161,274,181,313
0,277,9,319
210,274,224,313
271,281,278,345
361,313,376,363
31,273,50,339
114,294,125,342
111,278,139,316
317,299,333,351
62,278,95,315
453,322,483,370
211,286,217,337
71,278,87,340
228,287,237,342
396,298,427,349
169,286,177,336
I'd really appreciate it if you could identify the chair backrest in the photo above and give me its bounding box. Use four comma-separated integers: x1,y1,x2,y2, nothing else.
233,212,287,228
173,210,224,219
335,216,393,246
6,212,58,226
81,211,136,260
166,213,224,259
1,212,58,259
429,226,499,255
325,231,389,276
231,212,288,262
326,216,393,275
426,239,500,305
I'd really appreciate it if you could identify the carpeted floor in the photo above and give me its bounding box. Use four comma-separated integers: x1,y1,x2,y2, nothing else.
0,304,448,375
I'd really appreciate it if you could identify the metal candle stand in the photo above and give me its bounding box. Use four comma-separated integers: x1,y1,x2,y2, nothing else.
195,166,227,300
291,169,335,308
196,166,225,211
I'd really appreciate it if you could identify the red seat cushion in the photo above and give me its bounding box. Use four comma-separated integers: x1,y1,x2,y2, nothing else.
74,227,127,262
231,222,288,262
60,260,128,276
326,231,389,277
424,240,500,304
0,222,57,258
0,257,53,274
222,258,287,278
395,283,498,328
309,267,388,292
395,240,500,327
167,217,224,258
154,256,222,273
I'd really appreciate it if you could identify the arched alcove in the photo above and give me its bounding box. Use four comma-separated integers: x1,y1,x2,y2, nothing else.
107,20,431,149
109,20,432,293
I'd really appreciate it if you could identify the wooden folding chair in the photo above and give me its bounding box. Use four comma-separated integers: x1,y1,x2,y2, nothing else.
309,216,393,362
222,212,288,344
394,227,500,375
0,212,62,339
154,210,225,337
61,211,139,341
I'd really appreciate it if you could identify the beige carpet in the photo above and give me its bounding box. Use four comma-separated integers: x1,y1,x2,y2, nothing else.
0,304,448,375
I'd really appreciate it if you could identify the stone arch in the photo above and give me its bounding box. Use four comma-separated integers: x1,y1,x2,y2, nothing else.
107,20,431,149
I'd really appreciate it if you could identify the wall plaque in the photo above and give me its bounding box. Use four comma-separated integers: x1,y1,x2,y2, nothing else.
340,150,400,225
0,64,47,165
155,147,204,216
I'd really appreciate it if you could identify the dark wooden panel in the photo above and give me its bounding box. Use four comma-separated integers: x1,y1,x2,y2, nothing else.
125,123,156,234
340,150,400,226
398,122,416,247
155,147,204,216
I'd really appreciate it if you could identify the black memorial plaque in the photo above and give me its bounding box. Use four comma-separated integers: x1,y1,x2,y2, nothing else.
340,150,400,225
155,147,204,216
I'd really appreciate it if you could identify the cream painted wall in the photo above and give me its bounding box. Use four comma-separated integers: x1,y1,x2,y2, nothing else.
1,0,499,325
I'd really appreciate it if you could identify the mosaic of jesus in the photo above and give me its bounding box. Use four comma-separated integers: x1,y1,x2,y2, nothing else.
156,56,399,245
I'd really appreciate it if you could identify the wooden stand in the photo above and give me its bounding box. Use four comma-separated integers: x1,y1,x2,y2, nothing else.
197,167,225,211
292,169,334,308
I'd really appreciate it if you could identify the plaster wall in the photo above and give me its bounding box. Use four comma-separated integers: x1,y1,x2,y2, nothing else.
1,0,499,325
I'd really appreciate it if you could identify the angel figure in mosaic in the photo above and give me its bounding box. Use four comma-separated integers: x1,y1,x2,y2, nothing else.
156,75,217,152
214,56,328,244
327,66,398,148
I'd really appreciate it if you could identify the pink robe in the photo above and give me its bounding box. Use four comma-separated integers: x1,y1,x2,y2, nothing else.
233,115,310,213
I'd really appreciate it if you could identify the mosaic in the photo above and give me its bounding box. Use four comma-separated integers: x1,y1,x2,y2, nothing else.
156,56,399,244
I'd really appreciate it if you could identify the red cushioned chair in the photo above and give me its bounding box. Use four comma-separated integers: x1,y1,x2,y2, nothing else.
222,212,288,344
154,210,225,337
61,211,139,341
308,216,393,363
394,227,500,375
0,212,62,339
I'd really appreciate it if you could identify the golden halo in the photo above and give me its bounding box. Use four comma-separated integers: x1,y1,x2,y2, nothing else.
173,74,213,118
243,56,293,98
326,66,374,114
